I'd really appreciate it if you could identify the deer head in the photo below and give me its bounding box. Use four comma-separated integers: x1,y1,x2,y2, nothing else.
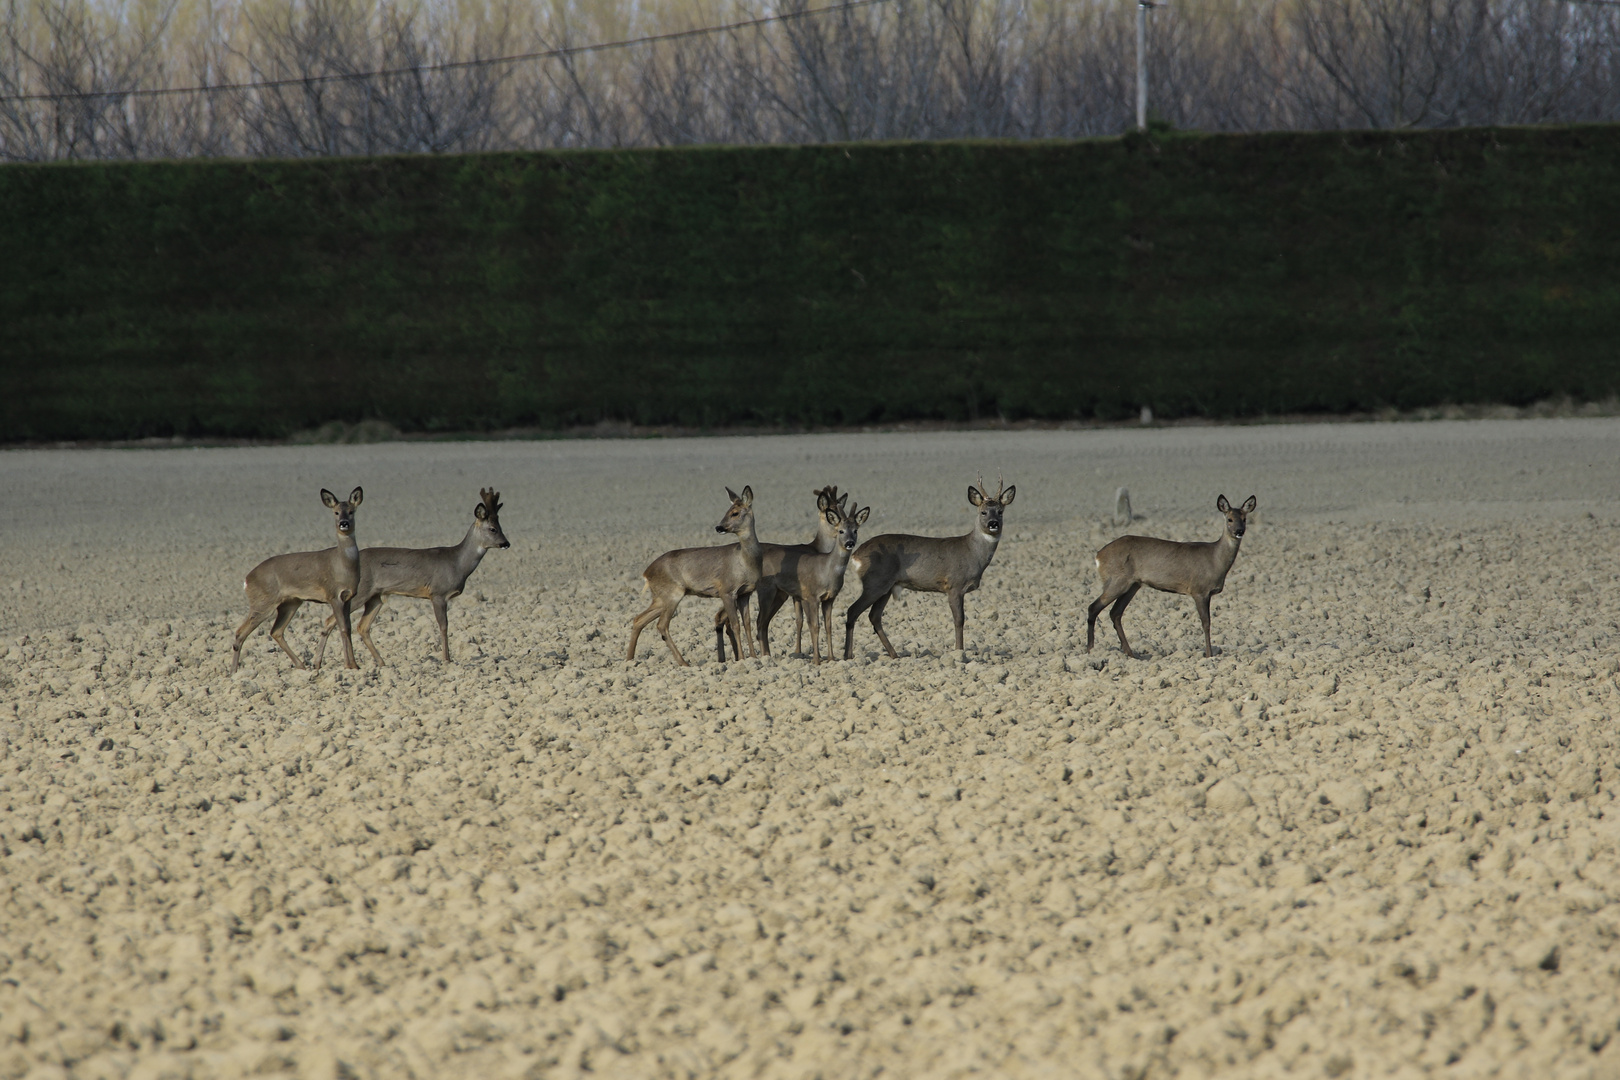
717,486,755,535
1216,494,1257,540
968,474,1016,539
320,487,363,537
474,487,511,550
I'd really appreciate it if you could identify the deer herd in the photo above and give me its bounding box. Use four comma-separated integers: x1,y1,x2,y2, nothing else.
232,479,1258,673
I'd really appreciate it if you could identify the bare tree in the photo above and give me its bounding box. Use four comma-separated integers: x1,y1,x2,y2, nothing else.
741,0,942,143
0,0,178,160
2,0,1619,161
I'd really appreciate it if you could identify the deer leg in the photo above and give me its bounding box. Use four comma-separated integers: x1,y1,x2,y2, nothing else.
268,600,307,669
231,606,275,672
755,588,784,657
713,606,734,663
843,581,886,660
430,595,451,662
324,596,358,670
314,613,334,670
822,600,836,663
754,593,770,657
657,604,688,666
804,598,820,665
794,598,806,656
1110,584,1143,659
948,590,967,651
628,600,663,660
354,596,386,667
1085,596,1108,653
724,593,756,659
730,594,754,658
718,596,747,663
314,595,378,669
772,592,790,655
1086,581,1129,653
1195,594,1214,657
842,600,863,660
868,594,899,659
740,594,759,659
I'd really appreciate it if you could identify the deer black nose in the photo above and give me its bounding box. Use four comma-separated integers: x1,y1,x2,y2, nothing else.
715,525,726,534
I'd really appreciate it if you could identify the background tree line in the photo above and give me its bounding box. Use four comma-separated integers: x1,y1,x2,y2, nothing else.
3,0,1619,161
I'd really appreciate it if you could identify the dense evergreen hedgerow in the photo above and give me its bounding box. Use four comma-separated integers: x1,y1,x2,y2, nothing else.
3,127,1617,441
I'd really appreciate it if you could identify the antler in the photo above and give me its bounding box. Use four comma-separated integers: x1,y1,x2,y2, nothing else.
997,471,1005,501
480,487,503,514
977,474,988,499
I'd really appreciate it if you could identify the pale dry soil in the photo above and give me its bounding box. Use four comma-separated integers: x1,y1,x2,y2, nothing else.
1,422,1618,1080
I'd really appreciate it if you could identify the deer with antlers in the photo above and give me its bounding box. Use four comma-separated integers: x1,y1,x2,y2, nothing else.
314,488,510,666
792,498,870,664
712,484,846,661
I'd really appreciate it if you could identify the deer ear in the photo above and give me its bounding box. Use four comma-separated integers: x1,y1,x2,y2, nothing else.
741,485,753,506
348,487,363,507
475,503,489,521
816,491,831,511
968,486,985,507
1242,495,1257,513
855,506,871,525
726,486,740,503
1217,495,1231,513
825,508,840,526
321,489,339,509
837,491,849,509
1000,485,1016,506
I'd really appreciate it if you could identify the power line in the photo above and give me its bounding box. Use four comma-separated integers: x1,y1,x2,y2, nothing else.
0,0,893,104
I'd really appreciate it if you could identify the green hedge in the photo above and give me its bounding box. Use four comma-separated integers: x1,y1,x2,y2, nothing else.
3,127,1618,441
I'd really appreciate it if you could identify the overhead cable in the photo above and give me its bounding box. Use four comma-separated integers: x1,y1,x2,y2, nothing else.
0,0,893,104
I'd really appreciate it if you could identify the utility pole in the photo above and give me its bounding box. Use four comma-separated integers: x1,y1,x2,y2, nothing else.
1136,0,1162,131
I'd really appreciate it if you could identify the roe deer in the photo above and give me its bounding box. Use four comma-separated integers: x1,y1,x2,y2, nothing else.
314,488,510,667
1086,494,1256,659
628,486,762,666
842,477,1016,659
231,487,364,672
790,500,870,664
781,485,847,653
716,485,845,660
